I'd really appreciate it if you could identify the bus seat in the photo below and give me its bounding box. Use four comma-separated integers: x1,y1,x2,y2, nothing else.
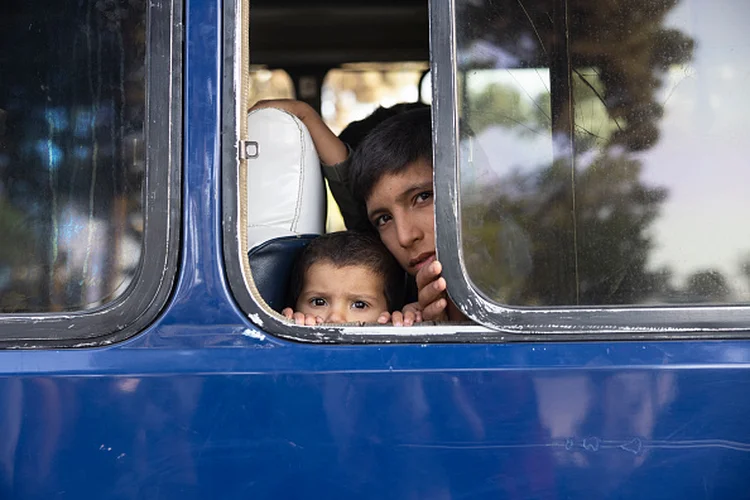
245,107,326,311
246,107,326,249
248,234,315,312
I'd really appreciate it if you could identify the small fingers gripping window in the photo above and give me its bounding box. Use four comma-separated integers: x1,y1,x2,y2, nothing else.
432,0,750,337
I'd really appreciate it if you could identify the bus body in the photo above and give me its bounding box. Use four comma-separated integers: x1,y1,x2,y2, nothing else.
1,0,749,498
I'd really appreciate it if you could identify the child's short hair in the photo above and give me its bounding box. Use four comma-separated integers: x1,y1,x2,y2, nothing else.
339,102,429,151
288,231,405,311
350,107,432,204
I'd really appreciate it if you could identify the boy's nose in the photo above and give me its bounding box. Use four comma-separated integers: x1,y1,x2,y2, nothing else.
395,218,420,248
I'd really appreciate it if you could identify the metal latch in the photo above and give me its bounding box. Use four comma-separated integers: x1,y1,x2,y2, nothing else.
238,140,259,160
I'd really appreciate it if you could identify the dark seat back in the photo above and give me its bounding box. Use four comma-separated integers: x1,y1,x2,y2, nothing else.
247,234,317,312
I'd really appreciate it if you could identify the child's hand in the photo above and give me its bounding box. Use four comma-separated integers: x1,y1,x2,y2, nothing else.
377,302,423,327
249,99,347,166
281,307,323,326
416,259,449,322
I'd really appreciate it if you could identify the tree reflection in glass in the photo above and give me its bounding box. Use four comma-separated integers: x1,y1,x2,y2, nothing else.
456,0,750,306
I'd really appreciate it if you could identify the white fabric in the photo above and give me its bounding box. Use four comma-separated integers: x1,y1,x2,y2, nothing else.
246,108,326,249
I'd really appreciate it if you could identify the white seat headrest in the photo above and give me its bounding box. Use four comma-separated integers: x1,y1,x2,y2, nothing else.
246,107,326,249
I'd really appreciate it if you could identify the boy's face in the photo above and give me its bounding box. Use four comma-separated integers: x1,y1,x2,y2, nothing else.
365,158,435,276
295,262,388,323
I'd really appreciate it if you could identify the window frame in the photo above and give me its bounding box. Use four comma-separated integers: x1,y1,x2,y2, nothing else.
223,0,494,344
0,0,182,348
226,0,750,343
431,0,750,338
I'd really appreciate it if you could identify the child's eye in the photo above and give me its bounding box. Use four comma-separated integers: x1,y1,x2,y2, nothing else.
310,298,327,307
373,214,392,228
351,301,369,310
415,191,433,204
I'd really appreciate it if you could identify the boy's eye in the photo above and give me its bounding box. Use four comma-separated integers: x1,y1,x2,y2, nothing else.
352,301,368,310
373,214,392,228
310,298,327,307
415,191,433,204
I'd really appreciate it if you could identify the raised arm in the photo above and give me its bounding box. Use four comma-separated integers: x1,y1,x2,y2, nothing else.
249,99,371,232
249,99,348,166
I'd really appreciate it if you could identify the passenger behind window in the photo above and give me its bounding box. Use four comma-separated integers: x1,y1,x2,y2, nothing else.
250,99,468,324
349,108,467,323
283,231,407,326
332,101,430,233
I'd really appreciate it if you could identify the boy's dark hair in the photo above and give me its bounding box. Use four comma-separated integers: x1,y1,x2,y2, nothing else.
350,107,433,205
339,102,429,151
288,231,406,311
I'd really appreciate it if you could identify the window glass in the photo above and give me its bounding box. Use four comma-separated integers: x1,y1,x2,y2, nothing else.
456,0,750,306
0,0,146,313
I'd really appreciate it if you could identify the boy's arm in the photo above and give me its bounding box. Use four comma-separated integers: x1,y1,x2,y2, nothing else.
249,99,371,231
249,99,347,166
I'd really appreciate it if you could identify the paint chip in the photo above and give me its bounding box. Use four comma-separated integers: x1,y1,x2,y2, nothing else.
242,329,266,341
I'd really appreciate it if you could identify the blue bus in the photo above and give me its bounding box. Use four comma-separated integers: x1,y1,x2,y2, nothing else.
1,0,750,497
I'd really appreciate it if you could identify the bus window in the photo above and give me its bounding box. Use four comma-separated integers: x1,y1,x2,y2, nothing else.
0,0,179,343
223,1,452,337
432,0,750,334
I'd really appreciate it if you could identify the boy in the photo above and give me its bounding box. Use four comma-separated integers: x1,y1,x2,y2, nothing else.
252,100,464,323
283,231,406,325
349,107,466,322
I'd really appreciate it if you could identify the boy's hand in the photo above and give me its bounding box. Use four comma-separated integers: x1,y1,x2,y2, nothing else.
281,307,323,326
249,99,348,166
416,259,449,322
250,99,309,120
377,302,423,327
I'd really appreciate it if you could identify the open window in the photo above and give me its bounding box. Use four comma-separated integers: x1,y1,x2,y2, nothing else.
432,0,750,336
223,0,486,341
0,0,181,347
225,0,750,341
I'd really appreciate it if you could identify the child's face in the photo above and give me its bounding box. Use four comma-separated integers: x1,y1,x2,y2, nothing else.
295,262,388,323
365,158,435,276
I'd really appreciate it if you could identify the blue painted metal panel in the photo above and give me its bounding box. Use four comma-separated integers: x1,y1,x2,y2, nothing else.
2,343,750,498
1,0,749,498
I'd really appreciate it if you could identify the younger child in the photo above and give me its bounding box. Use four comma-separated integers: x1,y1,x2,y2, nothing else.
283,231,406,325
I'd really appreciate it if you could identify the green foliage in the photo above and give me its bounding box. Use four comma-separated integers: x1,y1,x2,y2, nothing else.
462,152,670,305
456,0,701,305
685,270,730,302
458,0,695,151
